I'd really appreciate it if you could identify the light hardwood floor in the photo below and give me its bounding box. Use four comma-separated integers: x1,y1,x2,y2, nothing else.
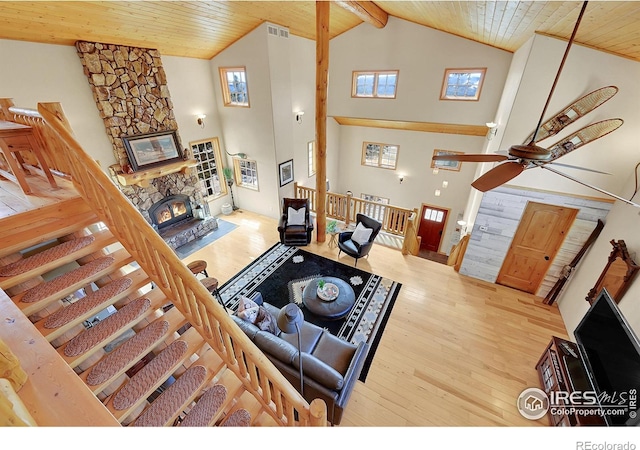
183,209,570,427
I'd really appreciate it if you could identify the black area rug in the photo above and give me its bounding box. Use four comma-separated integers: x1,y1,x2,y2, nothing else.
218,243,402,382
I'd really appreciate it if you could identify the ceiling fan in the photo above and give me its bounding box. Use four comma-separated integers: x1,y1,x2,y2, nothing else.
432,1,638,207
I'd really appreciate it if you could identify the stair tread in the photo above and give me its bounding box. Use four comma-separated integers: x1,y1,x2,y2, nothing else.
62,296,151,358
132,364,208,427
43,277,133,329
179,384,227,427
220,408,251,427
113,338,189,411
86,319,169,387
0,235,96,276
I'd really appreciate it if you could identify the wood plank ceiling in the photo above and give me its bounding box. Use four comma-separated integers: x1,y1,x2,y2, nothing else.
1,1,639,62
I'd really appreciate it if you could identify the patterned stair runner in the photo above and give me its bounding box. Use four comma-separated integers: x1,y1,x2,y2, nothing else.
221,409,251,427
21,256,115,304
132,365,208,427
63,296,150,357
0,236,95,277
112,339,189,411
44,277,133,329
86,320,169,386
179,384,227,427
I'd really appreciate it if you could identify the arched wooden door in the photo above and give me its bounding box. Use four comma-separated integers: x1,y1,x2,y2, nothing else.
418,205,449,252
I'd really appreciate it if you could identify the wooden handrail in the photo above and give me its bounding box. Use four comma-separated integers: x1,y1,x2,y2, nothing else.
294,183,415,237
3,100,322,426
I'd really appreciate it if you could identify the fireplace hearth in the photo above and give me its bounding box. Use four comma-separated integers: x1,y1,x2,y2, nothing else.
147,193,218,252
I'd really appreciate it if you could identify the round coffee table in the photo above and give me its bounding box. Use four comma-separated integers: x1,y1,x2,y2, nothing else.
302,276,355,320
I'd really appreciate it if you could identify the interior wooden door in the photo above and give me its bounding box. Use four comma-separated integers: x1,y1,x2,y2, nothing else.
497,201,578,294
418,205,448,252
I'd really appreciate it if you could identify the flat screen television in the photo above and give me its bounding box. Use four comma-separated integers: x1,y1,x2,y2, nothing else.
574,288,640,426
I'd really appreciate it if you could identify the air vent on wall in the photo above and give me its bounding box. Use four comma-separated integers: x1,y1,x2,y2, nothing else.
267,23,289,39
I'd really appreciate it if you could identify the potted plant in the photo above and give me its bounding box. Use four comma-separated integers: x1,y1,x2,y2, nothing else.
222,167,234,187
326,220,338,234
317,279,326,291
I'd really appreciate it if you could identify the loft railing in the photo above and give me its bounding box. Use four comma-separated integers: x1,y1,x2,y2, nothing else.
1,99,326,427
294,183,419,254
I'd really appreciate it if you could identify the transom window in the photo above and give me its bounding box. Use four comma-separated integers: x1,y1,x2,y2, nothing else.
189,137,227,199
424,208,444,223
361,142,399,169
308,141,316,177
219,67,250,107
233,158,259,190
440,68,486,101
352,70,398,98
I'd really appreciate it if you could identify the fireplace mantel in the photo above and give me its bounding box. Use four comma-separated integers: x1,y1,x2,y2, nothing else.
110,159,198,188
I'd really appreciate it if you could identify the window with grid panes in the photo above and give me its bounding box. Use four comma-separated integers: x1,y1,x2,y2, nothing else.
361,142,399,169
440,68,486,101
352,70,398,98
189,137,227,198
219,67,250,107
233,158,259,190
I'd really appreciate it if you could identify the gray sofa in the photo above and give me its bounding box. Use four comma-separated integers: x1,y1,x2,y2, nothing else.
231,292,368,425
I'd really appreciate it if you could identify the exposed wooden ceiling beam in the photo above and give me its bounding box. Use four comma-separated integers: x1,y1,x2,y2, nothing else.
332,116,488,136
334,1,388,29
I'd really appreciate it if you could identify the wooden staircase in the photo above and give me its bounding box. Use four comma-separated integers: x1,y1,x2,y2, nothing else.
0,99,327,427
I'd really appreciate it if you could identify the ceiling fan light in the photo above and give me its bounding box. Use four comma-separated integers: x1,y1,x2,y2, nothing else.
509,144,552,161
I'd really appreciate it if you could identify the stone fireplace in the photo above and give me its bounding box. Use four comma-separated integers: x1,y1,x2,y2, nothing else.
75,40,217,252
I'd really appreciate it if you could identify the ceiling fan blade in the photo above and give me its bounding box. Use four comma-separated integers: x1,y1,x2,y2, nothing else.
523,86,619,144
471,162,525,192
546,118,623,161
432,154,508,163
542,161,611,175
540,165,640,207
528,1,589,144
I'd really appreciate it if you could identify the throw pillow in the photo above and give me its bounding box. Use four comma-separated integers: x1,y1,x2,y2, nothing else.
287,207,306,226
237,296,259,324
255,306,279,335
351,222,373,245
237,296,279,335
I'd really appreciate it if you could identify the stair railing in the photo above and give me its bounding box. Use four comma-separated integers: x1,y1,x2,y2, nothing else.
3,99,326,426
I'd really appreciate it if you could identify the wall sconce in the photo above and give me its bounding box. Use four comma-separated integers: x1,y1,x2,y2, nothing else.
442,180,448,188
486,122,498,140
432,168,439,175
457,219,467,234
295,111,305,124
434,189,441,197
399,176,404,184
196,114,206,128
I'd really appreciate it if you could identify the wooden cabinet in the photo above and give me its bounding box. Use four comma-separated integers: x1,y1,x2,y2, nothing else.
535,336,605,426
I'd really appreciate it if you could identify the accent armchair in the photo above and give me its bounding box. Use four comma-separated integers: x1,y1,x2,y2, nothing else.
278,198,314,246
338,214,382,266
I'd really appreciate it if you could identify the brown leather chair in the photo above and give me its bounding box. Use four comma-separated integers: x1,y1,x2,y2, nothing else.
338,213,382,266
278,198,314,246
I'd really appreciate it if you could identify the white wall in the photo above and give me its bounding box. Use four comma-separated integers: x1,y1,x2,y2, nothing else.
492,34,640,199
327,16,513,252
0,39,114,168
558,170,640,340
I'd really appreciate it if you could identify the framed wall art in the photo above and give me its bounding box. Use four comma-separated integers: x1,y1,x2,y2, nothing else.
279,159,294,187
122,130,182,171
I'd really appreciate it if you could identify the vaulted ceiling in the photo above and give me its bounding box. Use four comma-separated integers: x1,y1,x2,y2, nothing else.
1,1,639,62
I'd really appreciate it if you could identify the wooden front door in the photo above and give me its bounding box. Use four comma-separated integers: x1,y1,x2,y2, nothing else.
418,205,448,252
497,201,578,294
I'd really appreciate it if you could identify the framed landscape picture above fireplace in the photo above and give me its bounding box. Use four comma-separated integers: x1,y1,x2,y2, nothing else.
122,130,182,171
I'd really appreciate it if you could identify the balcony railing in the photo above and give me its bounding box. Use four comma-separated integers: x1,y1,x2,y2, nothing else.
293,183,420,255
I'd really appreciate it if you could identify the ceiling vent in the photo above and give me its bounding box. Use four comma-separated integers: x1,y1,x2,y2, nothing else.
267,25,279,36
267,23,289,39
